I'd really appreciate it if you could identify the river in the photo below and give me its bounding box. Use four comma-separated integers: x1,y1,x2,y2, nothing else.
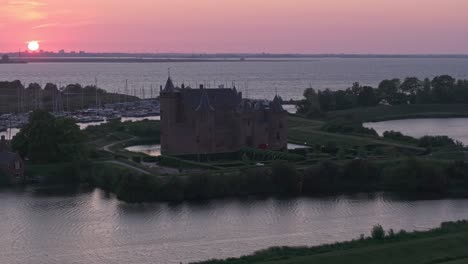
1,187,468,264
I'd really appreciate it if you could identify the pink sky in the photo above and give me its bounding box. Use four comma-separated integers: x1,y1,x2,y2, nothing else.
1,0,468,53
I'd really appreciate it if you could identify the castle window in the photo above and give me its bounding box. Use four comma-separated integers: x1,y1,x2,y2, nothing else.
196,136,200,144
279,122,283,129
276,132,280,141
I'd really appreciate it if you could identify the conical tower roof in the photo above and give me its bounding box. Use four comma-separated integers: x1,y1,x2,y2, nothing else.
163,77,175,92
271,95,284,112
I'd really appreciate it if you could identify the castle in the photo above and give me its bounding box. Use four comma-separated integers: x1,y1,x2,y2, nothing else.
160,77,288,156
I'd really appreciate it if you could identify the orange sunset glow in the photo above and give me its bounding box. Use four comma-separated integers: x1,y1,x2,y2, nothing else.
1,0,468,53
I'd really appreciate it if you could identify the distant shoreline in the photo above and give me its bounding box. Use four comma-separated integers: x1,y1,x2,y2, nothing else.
0,58,318,63
1,54,468,64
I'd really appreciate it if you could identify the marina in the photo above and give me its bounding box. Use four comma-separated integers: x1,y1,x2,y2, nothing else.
0,99,160,139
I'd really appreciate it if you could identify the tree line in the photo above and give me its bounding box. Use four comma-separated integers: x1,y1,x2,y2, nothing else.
0,81,137,114
298,75,468,116
88,158,468,203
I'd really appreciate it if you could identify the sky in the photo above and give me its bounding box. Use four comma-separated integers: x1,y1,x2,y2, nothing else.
1,0,468,54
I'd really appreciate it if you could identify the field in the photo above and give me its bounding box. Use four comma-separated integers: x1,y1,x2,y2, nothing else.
288,115,424,151
324,104,468,122
194,222,468,264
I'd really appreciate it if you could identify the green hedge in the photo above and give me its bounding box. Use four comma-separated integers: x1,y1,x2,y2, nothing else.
158,155,222,170
240,147,304,162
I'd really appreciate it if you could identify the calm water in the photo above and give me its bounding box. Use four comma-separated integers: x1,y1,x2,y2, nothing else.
126,143,309,157
364,118,468,145
1,188,468,264
126,144,162,157
1,58,468,100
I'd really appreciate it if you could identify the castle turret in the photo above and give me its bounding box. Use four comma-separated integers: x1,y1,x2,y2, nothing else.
160,77,180,154
271,95,284,112
163,76,176,92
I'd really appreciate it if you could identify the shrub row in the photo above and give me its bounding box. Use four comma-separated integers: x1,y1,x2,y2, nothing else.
90,158,468,204
157,155,222,170
240,147,304,162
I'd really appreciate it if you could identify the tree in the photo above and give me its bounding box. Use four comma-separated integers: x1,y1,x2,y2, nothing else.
357,86,378,107
334,89,355,110
318,89,336,111
351,82,363,96
271,161,303,195
415,78,432,104
297,87,322,117
382,159,449,193
371,224,386,240
432,75,455,103
400,77,422,95
11,110,87,163
377,79,408,105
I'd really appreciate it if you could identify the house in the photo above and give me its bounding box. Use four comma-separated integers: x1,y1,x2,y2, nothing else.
160,77,288,156
0,136,25,184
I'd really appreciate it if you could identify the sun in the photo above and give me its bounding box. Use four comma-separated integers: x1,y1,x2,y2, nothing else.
27,41,40,51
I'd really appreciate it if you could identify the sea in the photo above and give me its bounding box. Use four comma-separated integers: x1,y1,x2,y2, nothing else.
2,57,468,264
1,57,468,100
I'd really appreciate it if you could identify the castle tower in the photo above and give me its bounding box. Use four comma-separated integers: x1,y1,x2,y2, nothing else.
160,76,179,154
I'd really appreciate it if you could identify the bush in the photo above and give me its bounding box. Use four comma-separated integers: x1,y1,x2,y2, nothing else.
158,155,220,170
240,148,304,162
418,135,461,149
321,117,377,136
271,161,303,195
159,176,185,201
342,159,379,188
302,161,340,194
371,224,385,240
115,173,160,203
383,131,418,144
382,159,449,193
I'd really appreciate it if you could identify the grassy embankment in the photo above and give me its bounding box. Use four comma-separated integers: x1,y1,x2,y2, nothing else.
193,221,468,264
327,104,468,160
324,104,468,122
288,115,424,151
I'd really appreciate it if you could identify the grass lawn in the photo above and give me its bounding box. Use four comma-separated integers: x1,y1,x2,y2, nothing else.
194,222,468,264
261,233,468,264
288,116,423,151
325,104,468,122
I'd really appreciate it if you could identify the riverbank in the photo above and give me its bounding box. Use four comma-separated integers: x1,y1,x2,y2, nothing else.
193,220,468,264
